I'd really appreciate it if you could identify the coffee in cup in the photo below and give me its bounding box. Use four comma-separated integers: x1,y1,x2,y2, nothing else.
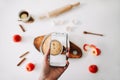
19,10,30,22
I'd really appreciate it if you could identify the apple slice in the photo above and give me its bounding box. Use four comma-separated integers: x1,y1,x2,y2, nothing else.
83,44,90,52
92,47,101,56
90,44,97,49
90,44,101,56
83,44,101,56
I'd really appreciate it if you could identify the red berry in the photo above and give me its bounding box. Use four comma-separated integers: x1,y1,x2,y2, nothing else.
26,63,35,72
13,34,22,42
89,64,98,73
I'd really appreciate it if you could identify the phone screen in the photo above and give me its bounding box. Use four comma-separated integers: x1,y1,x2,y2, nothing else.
49,33,69,67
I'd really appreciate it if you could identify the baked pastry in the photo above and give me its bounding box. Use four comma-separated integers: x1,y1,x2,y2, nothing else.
50,40,63,55
34,35,44,51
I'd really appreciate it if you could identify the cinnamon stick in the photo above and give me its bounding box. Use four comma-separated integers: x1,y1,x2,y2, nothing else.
19,51,29,58
19,24,25,32
17,58,26,66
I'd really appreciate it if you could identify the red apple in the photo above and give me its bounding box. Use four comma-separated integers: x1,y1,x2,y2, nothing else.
26,63,35,72
13,34,22,42
89,64,98,73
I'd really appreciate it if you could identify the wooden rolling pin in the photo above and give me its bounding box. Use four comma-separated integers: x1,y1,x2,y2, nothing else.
40,2,80,19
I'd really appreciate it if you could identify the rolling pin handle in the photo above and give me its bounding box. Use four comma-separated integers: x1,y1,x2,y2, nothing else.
72,2,80,7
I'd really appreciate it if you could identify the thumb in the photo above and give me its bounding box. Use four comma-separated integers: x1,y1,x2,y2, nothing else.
44,49,50,62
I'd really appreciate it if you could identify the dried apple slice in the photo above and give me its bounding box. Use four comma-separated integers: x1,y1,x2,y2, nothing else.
91,47,101,56
83,44,90,52
90,44,97,49
83,44,101,56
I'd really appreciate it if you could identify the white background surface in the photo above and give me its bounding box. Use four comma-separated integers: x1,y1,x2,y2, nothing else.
0,0,120,80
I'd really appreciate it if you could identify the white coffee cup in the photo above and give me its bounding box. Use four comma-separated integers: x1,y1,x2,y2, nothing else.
19,10,30,22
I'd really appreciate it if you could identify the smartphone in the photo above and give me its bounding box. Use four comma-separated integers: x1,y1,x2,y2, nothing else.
49,32,69,67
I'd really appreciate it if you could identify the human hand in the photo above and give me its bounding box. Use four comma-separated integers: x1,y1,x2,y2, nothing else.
39,49,69,80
